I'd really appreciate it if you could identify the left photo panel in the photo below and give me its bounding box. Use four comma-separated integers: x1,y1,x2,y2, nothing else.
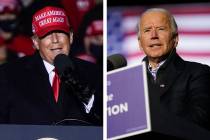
0,0,103,139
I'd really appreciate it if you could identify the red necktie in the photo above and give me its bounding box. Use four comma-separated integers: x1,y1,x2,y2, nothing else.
52,69,60,102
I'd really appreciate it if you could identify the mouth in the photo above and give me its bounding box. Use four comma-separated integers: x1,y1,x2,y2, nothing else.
50,47,63,54
149,43,162,48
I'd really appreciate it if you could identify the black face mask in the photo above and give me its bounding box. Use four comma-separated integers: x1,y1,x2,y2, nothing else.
89,44,103,64
0,19,17,32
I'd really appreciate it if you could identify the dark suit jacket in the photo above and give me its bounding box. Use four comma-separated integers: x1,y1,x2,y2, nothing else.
0,52,102,125
145,49,210,130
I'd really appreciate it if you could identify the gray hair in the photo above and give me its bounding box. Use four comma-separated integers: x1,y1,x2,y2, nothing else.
137,8,178,39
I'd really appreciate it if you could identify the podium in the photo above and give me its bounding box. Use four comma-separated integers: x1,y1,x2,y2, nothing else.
0,125,102,140
107,63,210,140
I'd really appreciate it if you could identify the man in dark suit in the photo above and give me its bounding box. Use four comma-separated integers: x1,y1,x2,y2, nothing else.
0,5,102,126
137,8,210,130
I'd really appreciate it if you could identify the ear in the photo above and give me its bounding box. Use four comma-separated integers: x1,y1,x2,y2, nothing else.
138,37,143,51
173,34,179,48
69,32,73,45
31,36,40,50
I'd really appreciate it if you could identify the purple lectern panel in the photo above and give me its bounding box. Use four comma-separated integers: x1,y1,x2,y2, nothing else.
107,64,150,139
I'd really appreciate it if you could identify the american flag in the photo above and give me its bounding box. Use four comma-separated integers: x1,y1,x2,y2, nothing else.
108,3,210,66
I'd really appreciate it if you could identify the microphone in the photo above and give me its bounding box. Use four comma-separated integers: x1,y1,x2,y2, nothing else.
54,54,94,104
107,54,127,71
54,54,75,75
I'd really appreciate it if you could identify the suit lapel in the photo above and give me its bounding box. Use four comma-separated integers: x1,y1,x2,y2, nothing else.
157,52,185,97
24,52,61,116
158,66,182,97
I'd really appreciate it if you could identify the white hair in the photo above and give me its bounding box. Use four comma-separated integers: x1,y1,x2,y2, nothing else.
137,8,178,39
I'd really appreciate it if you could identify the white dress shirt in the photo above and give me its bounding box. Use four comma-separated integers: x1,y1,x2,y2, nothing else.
43,60,94,113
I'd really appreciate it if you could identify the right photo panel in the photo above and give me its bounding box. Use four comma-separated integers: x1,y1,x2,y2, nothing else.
107,0,210,139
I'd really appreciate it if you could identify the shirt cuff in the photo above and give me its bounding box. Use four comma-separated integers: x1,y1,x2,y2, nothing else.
83,94,94,113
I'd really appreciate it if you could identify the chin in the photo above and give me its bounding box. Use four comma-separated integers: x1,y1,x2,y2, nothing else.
148,53,162,58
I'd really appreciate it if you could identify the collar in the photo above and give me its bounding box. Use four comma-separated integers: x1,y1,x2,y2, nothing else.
143,49,177,69
147,60,166,80
148,60,166,71
43,60,54,74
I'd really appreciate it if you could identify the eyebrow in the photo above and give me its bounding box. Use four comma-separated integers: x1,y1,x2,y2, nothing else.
143,26,167,30
142,27,152,31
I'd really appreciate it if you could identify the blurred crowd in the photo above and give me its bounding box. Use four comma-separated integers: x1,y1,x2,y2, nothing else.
0,0,103,65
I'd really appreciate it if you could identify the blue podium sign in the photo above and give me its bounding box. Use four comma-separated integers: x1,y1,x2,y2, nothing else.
107,63,151,140
0,125,102,140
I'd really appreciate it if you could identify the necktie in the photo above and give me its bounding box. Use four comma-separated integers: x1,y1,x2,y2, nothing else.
52,69,60,102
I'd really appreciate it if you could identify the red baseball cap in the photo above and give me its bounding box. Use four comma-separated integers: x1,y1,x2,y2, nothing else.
0,0,21,14
86,20,103,36
32,6,70,38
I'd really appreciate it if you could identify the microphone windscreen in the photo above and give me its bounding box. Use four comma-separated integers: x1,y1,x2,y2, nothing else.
107,54,127,71
54,54,75,75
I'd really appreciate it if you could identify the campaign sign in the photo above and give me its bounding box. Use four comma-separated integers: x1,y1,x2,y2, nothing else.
107,63,151,140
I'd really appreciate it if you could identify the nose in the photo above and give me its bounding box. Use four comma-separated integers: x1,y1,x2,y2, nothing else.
51,33,59,43
150,29,158,39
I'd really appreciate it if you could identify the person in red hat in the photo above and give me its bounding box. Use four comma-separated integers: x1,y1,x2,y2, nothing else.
0,4,102,126
0,0,35,61
0,0,20,64
77,19,103,64
73,3,103,65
